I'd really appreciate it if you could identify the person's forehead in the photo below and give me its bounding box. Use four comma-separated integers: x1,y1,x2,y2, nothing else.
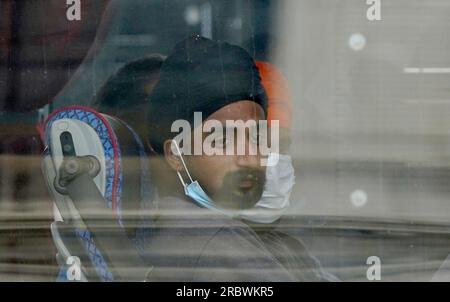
206,100,265,123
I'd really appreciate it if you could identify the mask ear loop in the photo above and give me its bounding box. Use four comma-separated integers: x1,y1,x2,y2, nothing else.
172,140,194,189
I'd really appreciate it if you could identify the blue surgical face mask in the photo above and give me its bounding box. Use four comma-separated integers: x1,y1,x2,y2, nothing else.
173,141,294,223
172,141,222,213
182,180,215,210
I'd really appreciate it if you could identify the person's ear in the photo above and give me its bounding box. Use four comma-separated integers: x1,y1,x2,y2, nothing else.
163,139,183,172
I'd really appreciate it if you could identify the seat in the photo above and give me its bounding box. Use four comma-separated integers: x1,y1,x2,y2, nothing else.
42,105,158,281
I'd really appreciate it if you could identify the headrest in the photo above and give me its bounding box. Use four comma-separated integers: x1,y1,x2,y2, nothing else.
43,105,157,234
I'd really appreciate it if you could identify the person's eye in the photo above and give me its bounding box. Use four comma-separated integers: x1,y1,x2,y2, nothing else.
249,133,257,144
250,131,265,146
258,134,268,145
212,136,231,148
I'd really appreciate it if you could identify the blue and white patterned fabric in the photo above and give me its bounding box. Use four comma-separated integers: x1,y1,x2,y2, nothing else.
45,106,122,282
45,107,123,214
45,106,157,281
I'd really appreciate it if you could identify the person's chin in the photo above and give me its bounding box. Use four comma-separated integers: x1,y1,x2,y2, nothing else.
215,189,262,210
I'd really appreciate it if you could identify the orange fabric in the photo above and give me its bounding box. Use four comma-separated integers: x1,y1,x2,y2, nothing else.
256,61,293,129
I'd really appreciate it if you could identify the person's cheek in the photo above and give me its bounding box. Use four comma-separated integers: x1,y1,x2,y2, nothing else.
196,156,231,193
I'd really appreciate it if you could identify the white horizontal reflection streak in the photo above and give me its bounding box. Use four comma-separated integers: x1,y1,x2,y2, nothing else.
404,67,450,74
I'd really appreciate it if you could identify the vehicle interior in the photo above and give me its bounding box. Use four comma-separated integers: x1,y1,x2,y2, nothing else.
1,0,450,281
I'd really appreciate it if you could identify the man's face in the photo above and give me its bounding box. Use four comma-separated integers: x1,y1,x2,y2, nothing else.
184,100,267,210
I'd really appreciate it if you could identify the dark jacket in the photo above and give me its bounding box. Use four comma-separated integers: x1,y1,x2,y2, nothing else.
139,195,333,282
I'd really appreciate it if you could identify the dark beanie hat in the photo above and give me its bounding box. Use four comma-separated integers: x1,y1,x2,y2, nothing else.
147,35,268,154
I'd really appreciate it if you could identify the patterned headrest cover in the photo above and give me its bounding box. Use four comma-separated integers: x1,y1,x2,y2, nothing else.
44,106,156,281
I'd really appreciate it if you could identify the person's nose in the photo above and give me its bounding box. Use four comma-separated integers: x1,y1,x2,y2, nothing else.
236,136,260,168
